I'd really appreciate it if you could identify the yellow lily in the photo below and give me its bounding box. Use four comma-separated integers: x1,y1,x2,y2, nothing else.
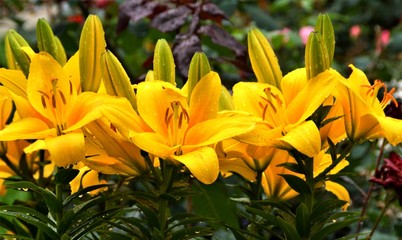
335,64,402,145
261,149,299,201
233,69,339,157
130,72,255,184
69,162,107,195
0,52,135,167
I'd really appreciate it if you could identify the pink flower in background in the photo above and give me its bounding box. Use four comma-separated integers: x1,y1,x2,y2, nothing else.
380,29,391,46
299,26,314,45
350,25,361,39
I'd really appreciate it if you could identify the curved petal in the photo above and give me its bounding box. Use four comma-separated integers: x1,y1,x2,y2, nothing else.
281,68,307,105
378,116,402,146
136,81,187,138
276,120,321,157
233,82,269,117
45,132,85,166
130,132,178,158
188,71,220,127
63,51,81,92
172,147,219,184
27,52,72,122
0,118,55,140
0,68,27,98
325,180,351,211
287,70,339,124
219,158,257,181
185,116,256,146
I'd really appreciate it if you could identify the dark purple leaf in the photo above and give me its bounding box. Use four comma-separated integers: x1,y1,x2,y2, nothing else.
173,34,201,77
151,6,192,32
200,3,227,24
117,0,167,33
198,24,246,57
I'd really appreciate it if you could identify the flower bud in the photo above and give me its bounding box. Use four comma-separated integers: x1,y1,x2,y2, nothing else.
79,14,106,92
153,39,176,85
36,18,67,65
305,31,330,80
248,28,282,89
218,85,234,111
101,50,137,111
187,52,211,101
314,13,335,65
4,30,32,77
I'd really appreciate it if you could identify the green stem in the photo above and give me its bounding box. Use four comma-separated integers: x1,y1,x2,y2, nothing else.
55,167,64,224
367,193,396,239
253,170,263,201
304,157,315,213
356,140,386,238
158,161,177,237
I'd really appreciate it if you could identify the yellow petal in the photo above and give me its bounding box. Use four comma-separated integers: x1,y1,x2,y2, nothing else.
45,132,85,166
136,81,187,138
325,180,351,211
219,158,257,181
0,118,55,140
233,82,269,117
378,116,402,146
0,68,27,98
287,70,339,124
27,52,71,122
172,147,219,184
188,71,220,127
185,116,255,147
130,132,178,158
277,120,321,157
63,51,81,92
280,68,306,105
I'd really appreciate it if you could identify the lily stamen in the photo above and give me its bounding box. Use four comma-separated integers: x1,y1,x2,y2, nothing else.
362,80,398,109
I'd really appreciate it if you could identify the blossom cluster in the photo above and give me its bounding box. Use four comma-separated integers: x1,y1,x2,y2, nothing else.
0,13,401,239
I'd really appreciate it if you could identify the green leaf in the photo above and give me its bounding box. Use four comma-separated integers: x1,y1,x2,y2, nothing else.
167,213,211,232
59,196,104,234
276,217,301,240
63,184,111,206
5,181,61,215
245,206,278,226
295,203,310,238
0,206,58,239
280,174,312,195
192,180,239,229
311,199,347,224
137,204,160,230
171,226,214,240
311,212,360,240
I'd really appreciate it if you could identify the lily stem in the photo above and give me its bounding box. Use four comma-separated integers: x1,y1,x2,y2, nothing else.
356,140,386,237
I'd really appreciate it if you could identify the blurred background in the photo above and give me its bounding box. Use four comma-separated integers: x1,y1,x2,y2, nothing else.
1,0,402,238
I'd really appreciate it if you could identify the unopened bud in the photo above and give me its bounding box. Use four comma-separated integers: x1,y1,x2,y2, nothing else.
153,39,175,85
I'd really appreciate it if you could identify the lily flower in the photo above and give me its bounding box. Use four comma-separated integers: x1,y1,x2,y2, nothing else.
0,52,136,167
233,68,339,158
335,65,402,145
130,72,255,184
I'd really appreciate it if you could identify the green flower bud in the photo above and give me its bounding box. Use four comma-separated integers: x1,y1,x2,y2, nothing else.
153,39,176,85
187,52,211,101
248,28,282,89
101,50,137,111
314,13,335,65
4,30,32,76
79,14,106,92
36,18,66,65
305,31,330,80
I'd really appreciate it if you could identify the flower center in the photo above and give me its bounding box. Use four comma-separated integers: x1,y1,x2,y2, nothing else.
362,80,398,110
164,101,189,153
259,87,287,127
38,79,74,135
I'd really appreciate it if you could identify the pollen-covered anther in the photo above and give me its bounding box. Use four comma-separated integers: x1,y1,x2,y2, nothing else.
362,80,398,109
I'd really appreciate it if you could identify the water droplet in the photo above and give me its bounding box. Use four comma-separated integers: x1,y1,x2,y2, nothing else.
78,194,83,198
22,188,29,191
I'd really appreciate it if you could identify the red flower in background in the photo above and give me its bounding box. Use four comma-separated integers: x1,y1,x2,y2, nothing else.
370,152,402,204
